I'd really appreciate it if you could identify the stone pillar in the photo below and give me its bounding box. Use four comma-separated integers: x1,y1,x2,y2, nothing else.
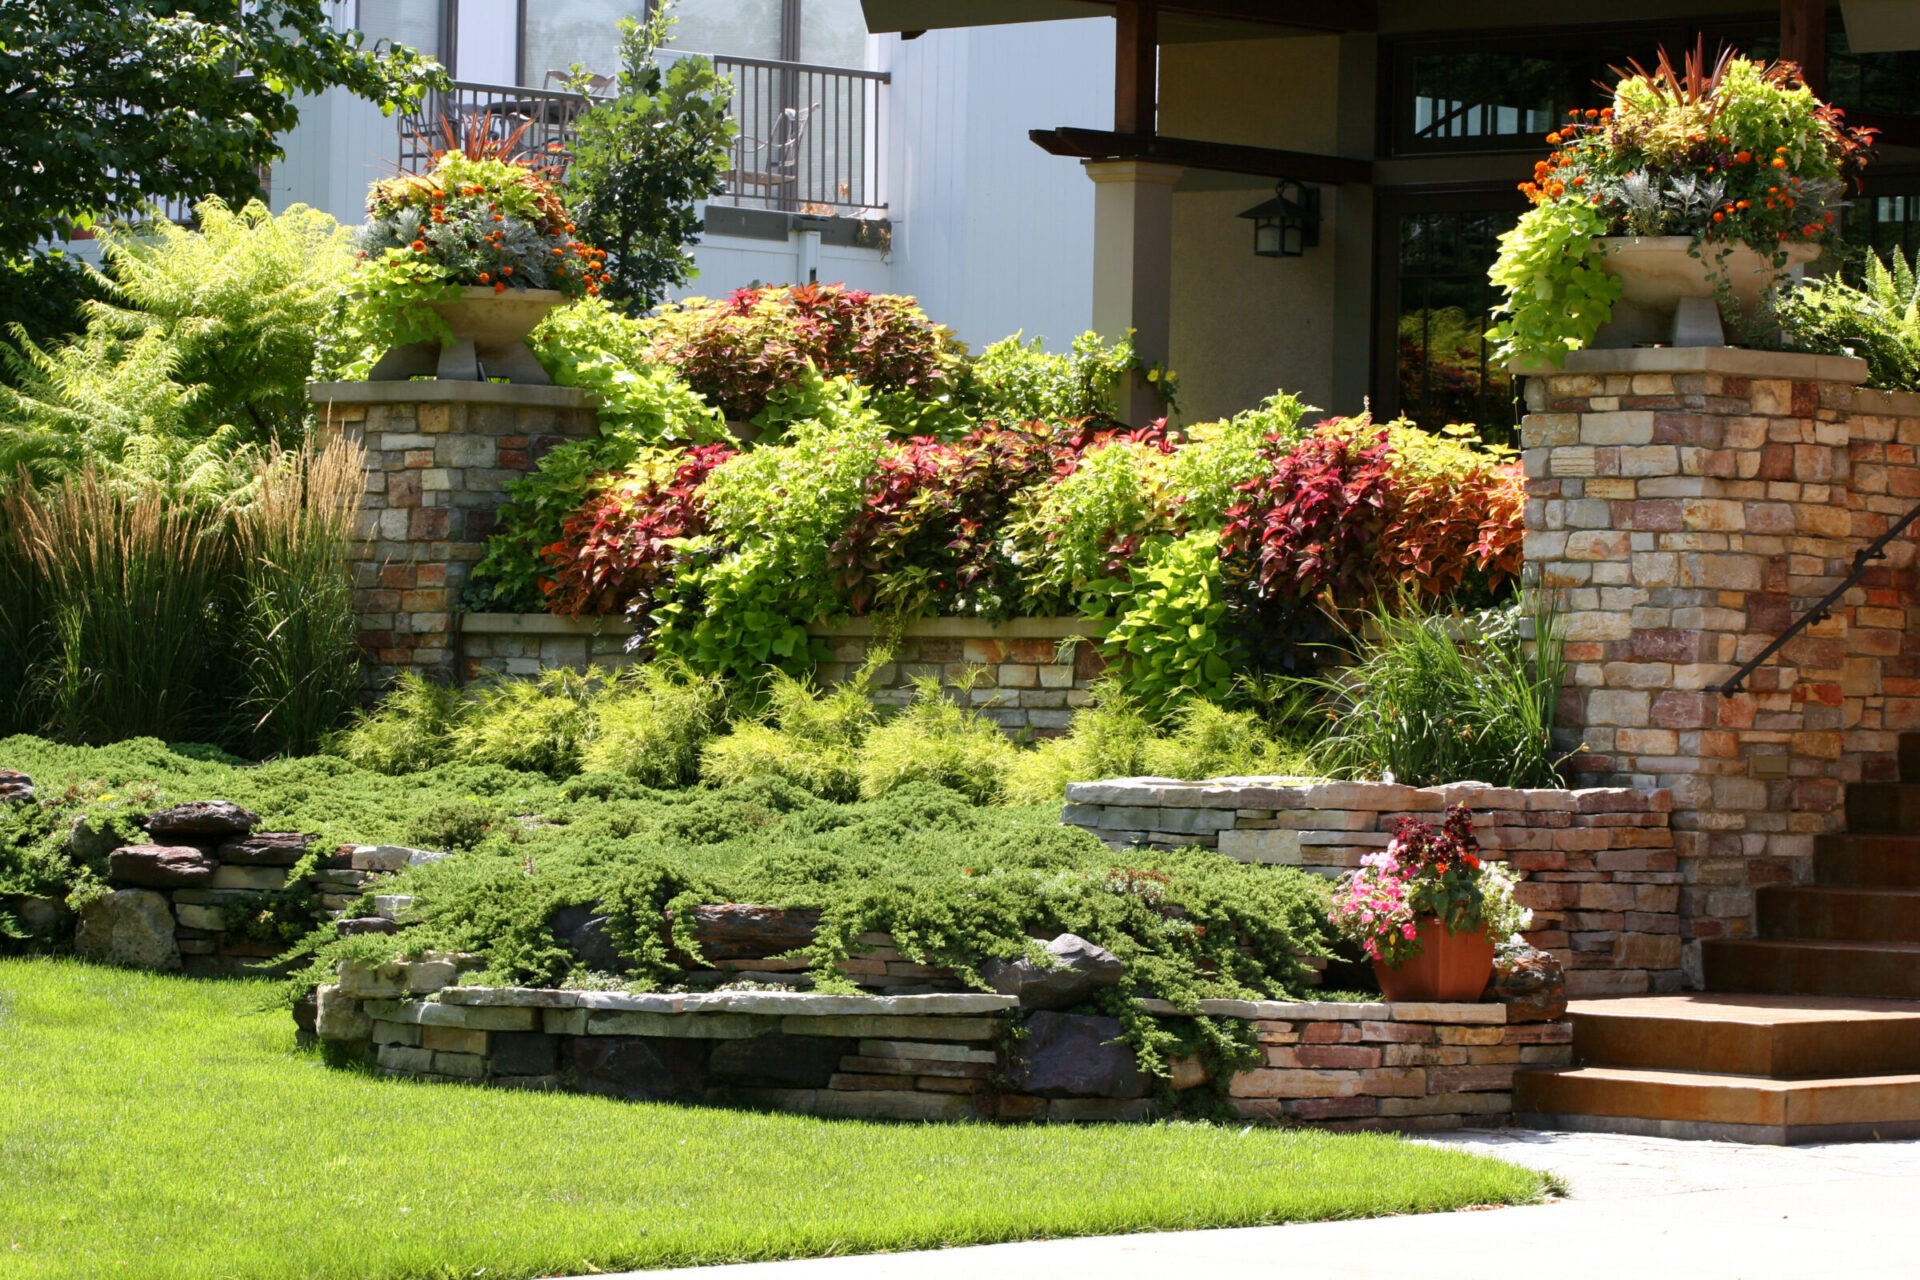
307,381,597,688
1521,347,1920,983
1085,159,1182,424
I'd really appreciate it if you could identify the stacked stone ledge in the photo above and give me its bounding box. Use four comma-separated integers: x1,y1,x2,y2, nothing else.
1520,348,1920,978
1061,777,1679,997
308,381,598,689
313,964,1570,1130
458,613,1108,737
70,797,439,976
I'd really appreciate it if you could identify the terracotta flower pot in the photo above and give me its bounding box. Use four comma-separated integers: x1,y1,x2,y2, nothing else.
1371,916,1496,1003
1589,235,1819,349
367,286,565,384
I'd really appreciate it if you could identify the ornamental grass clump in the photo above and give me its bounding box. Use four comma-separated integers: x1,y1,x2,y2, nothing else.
1328,806,1530,965
1490,43,1876,366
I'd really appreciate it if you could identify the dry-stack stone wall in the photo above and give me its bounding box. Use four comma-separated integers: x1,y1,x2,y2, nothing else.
56,797,424,977
1520,347,1920,979
458,614,1107,736
1062,778,1679,997
309,381,598,689
314,964,1570,1130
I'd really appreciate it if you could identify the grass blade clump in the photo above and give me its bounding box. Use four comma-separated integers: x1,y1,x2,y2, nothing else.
6,470,231,743
1304,595,1569,788
229,436,365,757
451,668,600,777
579,659,729,787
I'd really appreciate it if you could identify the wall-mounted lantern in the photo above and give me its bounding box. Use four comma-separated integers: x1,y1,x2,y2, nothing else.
1238,179,1322,258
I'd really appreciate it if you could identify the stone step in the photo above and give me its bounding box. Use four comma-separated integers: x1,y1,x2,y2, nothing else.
1704,938,1920,999
1814,834,1920,888
1566,995,1920,1078
1843,782,1920,834
1756,885,1920,942
1514,1063,1920,1144
1902,734,1920,783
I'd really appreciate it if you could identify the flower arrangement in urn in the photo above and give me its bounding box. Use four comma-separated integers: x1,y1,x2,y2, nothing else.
1328,805,1531,1002
1490,42,1876,365
353,125,611,382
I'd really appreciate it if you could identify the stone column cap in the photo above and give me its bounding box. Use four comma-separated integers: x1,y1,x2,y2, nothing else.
306,380,596,408
1512,347,1867,383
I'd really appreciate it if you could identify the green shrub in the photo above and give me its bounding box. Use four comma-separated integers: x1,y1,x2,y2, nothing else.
531,297,727,443
1301,596,1570,788
1101,529,1236,713
326,673,467,774
404,799,507,852
1774,248,1920,390
450,669,600,777
1008,438,1172,613
855,677,1019,804
699,664,881,801
578,661,728,787
969,330,1175,424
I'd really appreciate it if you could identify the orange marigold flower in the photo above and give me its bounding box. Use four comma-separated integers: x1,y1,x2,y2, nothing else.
1772,156,1788,168
494,280,507,293
502,266,513,276
1584,108,1600,119
409,239,427,252
478,272,491,283
1546,132,1562,144
1736,150,1752,163
1713,211,1725,223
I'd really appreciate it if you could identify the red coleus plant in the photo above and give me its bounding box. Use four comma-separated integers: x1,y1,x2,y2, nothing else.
538,444,736,620
1220,429,1397,604
644,283,964,422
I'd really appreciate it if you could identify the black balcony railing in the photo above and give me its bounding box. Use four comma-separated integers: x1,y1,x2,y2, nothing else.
397,53,889,217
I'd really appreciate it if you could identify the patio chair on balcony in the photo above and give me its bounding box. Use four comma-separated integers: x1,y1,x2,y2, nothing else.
726,103,820,209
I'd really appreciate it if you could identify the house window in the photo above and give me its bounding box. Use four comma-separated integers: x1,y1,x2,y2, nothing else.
1844,180,1920,265
1378,197,1525,438
1389,33,1644,156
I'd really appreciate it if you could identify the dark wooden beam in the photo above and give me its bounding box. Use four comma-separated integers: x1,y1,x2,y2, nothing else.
1061,0,1376,31
1031,126,1372,186
1781,0,1827,97
1114,0,1157,136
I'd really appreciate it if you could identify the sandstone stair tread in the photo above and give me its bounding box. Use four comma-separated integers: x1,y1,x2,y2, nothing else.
1514,1063,1920,1131
1813,834,1920,888
1704,937,1920,999
1566,994,1920,1077
1755,885,1920,942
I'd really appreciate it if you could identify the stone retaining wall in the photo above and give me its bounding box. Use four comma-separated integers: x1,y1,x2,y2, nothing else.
1062,778,1680,997
458,614,1107,736
313,964,1570,1130
1520,348,1920,975
309,381,598,689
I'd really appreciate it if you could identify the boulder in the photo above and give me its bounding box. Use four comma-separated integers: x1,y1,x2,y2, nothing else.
108,844,217,888
1005,1011,1148,1099
336,917,401,937
567,1035,711,1102
1485,941,1568,1023
980,933,1125,1011
65,816,124,862
2,894,68,937
683,904,821,961
708,1033,854,1089
314,984,371,1042
75,889,181,971
217,832,316,866
0,769,32,804
548,902,625,973
146,800,258,840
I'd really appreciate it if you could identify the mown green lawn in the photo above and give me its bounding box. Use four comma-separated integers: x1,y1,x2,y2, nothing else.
0,959,1553,1280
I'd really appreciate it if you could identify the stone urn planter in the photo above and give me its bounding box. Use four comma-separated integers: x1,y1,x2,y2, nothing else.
1372,917,1495,1003
367,286,564,384
1589,236,1820,349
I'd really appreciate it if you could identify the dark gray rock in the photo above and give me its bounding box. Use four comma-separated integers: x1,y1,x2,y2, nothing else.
980,933,1125,1011
492,1031,559,1077
65,816,125,862
217,832,316,866
685,904,821,961
74,889,181,971
567,1035,711,1101
1006,1011,1147,1099
107,844,217,888
548,902,624,973
708,1034,853,1089
0,770,32,803
336,917,401,937
146,800,259,840
292,994,318,1038
1486,941,1568,1023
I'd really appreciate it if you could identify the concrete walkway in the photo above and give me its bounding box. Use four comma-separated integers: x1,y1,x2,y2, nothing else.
613,1129,1920,1279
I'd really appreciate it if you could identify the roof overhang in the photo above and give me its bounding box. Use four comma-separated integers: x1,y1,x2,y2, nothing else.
1842,0,1920,52
860,0,1376,40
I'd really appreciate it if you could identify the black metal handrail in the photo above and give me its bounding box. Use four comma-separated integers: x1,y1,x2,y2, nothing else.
1712,499,1920,695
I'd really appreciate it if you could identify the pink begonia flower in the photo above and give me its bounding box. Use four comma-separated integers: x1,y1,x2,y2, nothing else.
1401,923,1417,939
